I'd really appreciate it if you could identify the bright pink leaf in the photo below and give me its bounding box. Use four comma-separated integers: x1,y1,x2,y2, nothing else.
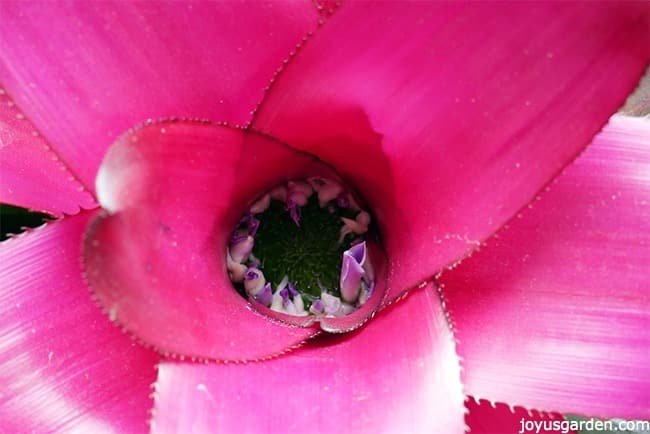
151,285,465,434
0,212,158,433
0,89,96,215
440,115,650,419
83,122,353,360
0,0,319,189
465,397,577,434
252,2,650,301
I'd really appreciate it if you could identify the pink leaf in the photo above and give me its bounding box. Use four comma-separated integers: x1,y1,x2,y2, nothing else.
83,122,348,360
151,284,465,434
0,89,96,215
441,115,650,419
0,212,158,433
252,2,650,301
0,0,320,189
465,397,577,434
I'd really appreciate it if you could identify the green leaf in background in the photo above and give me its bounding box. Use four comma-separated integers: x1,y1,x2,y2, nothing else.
0,204,53,241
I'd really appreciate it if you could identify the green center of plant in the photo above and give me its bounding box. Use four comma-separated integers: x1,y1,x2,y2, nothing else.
253,195,355,299
226,178,376,318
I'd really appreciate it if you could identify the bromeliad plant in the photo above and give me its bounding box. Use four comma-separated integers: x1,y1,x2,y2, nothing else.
0,2,649,433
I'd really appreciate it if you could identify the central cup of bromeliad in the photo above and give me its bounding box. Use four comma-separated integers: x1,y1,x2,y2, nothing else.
227,177,378,320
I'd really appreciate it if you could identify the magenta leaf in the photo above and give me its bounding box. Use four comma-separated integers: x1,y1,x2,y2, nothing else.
0,1,320,189
0,212,158,433
83,121,353,360
151,284,465,434
0,89,96,216
252,2,650,302
441,115,650,419
466,397,577,434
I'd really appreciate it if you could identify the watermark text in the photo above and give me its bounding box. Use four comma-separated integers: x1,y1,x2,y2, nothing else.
518,417,649,433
